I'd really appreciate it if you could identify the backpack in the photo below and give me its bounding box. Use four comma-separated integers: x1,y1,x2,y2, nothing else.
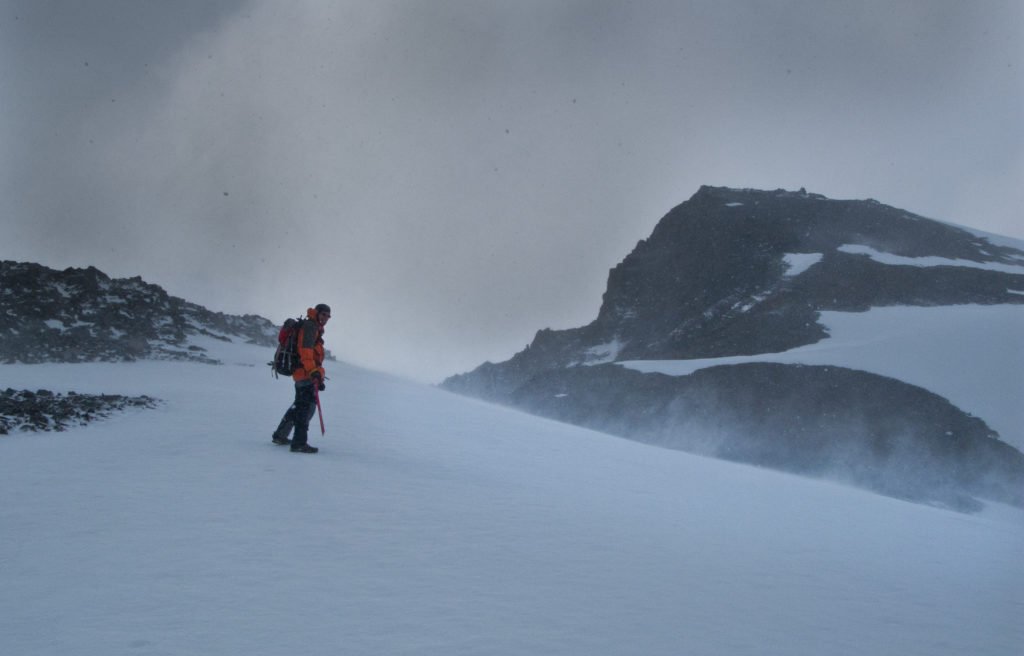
271,316,305,378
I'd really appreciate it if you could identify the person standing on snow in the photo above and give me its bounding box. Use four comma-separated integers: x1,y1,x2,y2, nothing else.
272,303,331,453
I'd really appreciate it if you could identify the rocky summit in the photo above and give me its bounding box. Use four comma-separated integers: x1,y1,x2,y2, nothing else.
443,186,1024,510
446,186,1024,401
0,261,278,365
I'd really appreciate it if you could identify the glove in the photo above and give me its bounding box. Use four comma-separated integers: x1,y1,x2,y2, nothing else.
311,370,326,392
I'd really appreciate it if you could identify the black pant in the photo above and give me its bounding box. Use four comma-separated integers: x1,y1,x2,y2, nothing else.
275,382,316,446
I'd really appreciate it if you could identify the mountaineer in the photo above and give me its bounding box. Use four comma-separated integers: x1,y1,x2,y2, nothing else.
272,303,330,453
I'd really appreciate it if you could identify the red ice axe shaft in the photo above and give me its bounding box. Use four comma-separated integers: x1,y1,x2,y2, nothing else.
313,383,325,435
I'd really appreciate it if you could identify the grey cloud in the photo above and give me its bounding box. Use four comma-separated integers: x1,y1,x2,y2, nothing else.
2,0,1020,382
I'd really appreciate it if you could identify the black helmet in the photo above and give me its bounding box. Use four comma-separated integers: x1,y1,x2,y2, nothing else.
315,304,331,315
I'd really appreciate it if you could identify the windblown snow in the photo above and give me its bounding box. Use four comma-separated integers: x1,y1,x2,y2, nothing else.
623,304,1024,450
1,334,1022,656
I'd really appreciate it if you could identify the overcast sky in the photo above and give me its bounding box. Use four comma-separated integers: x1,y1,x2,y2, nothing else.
2,0,1021,382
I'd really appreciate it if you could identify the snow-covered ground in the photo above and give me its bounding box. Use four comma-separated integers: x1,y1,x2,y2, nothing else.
623,304,1024,450
1,337,1022,656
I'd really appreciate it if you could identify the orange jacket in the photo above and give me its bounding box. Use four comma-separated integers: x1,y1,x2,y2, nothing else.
292,307,326,383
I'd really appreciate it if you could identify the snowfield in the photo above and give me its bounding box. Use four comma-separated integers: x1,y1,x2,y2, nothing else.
1,337,1022,656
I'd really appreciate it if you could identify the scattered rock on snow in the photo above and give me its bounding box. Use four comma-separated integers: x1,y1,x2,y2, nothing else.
0,388,160,434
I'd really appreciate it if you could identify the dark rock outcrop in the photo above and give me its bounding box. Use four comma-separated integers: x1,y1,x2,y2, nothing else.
0,388,160,434
0,261,279,364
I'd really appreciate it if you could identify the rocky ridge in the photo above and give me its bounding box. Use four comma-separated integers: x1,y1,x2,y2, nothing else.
445,186,1024,401
0,261,278,364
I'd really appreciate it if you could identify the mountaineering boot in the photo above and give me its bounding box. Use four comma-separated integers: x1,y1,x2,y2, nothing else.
290,443,319,454
272,417,294,445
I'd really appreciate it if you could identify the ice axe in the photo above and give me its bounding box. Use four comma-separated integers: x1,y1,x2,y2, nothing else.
313,383,326,435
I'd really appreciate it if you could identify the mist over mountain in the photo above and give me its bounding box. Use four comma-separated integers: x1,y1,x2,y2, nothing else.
443,186,1024,510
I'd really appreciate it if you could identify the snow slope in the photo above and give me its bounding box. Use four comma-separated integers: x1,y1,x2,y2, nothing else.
622,304,1024,450
1,339,1022,656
